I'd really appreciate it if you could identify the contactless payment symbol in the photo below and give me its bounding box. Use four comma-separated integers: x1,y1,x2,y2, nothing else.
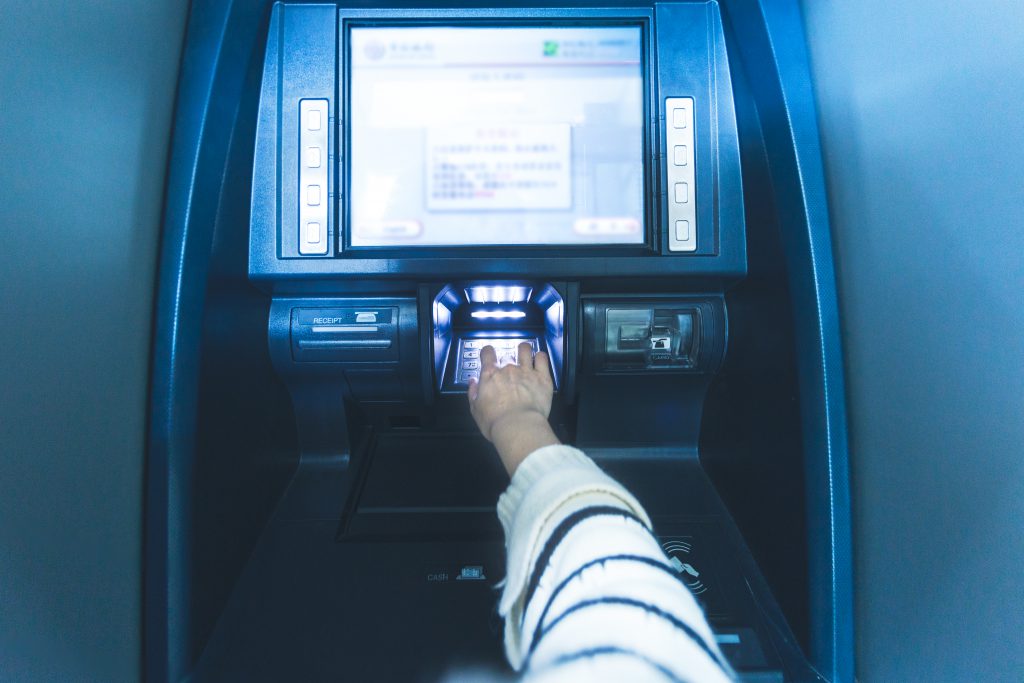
662,539,708,595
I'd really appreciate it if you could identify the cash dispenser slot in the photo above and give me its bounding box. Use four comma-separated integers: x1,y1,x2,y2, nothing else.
575,296,726,448
583,298,722,374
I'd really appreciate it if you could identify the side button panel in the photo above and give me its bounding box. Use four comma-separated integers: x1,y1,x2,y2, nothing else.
665,97,696,253
299,99,329,255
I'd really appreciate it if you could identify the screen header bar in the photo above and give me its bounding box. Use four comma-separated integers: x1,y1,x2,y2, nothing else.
350,26,642,68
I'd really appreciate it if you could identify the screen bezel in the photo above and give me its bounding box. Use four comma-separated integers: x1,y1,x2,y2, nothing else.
340,17,656,256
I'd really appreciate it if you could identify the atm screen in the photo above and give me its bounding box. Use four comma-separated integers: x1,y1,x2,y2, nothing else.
348,26,646,247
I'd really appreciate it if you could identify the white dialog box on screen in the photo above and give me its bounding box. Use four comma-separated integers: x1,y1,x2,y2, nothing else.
426,124,572,211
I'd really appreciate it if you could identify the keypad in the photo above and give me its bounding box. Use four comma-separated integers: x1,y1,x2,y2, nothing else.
455,338,539,384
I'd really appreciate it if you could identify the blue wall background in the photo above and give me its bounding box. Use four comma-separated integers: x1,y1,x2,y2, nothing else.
0,1,187,680
800,1,1024,680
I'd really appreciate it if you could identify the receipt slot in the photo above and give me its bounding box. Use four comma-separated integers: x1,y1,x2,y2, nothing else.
290,307,398,362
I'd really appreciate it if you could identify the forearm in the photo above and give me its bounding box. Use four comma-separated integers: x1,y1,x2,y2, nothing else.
490,412,560,476
497,446,734,682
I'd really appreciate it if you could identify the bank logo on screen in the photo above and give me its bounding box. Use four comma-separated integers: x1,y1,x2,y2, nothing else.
363,40,386,60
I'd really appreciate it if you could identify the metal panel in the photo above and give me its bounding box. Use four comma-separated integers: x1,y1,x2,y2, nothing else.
665,96,698,251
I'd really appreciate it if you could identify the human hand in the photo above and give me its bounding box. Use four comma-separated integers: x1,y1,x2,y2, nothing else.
468,341,560,475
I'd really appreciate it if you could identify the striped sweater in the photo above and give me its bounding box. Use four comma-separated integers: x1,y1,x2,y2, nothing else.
496,445,735,683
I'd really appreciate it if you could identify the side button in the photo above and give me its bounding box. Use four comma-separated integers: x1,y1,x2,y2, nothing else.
306,147,322,168
307,185,321,206
674,182,689,204
673,145,688,166
305,222,322,244
675,220,690,241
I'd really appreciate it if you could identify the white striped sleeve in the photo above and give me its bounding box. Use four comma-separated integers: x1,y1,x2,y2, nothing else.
495,445,734,683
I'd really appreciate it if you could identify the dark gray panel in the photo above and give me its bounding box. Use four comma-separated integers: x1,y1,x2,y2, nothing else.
0,1,187,680
800,1,1024,680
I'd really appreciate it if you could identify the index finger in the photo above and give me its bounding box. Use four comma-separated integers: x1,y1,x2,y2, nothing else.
517,341,535,369
480,344,498,376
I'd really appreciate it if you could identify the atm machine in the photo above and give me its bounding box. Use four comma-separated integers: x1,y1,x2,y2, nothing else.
147,2,852,682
